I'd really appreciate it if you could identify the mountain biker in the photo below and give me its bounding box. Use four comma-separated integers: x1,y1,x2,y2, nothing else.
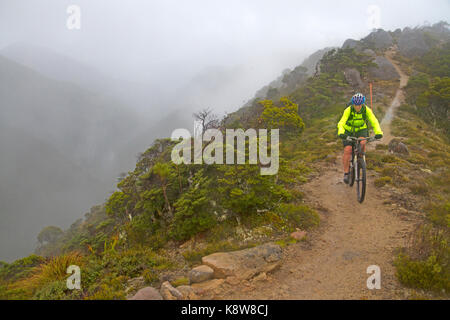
337,93,383,184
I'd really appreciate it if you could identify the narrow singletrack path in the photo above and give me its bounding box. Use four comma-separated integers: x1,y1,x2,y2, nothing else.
216,50,415,300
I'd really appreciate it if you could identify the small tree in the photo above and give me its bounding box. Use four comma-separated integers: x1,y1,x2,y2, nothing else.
170,170,216,240
37,226,63,245
259,97,305,135
152,162,174,217
193,108,220,134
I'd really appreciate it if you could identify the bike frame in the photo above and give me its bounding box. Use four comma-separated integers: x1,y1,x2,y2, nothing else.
346,136,376,202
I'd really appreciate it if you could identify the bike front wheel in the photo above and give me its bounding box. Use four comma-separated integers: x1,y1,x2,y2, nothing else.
356,158,366,203
348,162,355,187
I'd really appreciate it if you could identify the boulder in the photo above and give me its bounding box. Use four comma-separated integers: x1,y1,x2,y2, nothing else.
363,49,376,57
344,68,365,88
342,39,362,50
160,281,183,300
191,279,225,296
201,243,282,280
369,56,400,80
128,287,163,300
362,29,394,49
398,29,430,58
189,265,214,284
388,139,409,155
176,285,199,300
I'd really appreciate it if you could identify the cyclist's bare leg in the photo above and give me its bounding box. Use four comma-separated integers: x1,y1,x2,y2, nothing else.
343,146,352,173
360,140,367,152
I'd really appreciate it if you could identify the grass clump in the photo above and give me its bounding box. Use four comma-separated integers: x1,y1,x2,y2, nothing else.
374,176,392,188
171,277,189,287
395,225,449,294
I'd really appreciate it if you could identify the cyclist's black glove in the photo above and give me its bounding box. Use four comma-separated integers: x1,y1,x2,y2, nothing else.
375,134,383,140
339,134,347,140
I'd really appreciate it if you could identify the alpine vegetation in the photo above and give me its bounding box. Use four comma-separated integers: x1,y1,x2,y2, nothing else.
171,125,280,175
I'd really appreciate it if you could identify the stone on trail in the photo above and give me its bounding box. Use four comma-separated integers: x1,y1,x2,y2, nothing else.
201,243,282,280
128,287,163,300
189,265,214,284
176,285,199,300
290,230,307,240
191,279,225,296
160,281,183,300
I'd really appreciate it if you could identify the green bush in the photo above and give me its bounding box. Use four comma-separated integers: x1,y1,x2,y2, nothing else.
170,170,217,241
277,203,320,230
374,176,392,188
395,254,449,293
395,225,449,294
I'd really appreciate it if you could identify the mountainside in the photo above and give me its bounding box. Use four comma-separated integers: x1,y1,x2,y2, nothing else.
0,22,448,300
0,55,147,261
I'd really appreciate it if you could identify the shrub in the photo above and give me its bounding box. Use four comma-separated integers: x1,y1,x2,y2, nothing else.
408,183,429,195
374,176,392,188
170,170,217,241
395,254,449,293
395,225,449,293
277,203,320,230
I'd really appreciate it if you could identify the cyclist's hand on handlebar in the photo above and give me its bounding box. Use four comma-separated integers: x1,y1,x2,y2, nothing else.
339,134,347,140
375,134,383,140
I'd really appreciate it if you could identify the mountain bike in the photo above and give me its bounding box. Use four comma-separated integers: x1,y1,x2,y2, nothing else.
346,136,377,203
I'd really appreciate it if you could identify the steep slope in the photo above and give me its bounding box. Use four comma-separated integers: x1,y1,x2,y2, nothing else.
217,54,416,300
0,55,143,261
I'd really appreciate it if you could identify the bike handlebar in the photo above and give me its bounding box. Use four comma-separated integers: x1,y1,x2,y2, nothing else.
346,136,377,143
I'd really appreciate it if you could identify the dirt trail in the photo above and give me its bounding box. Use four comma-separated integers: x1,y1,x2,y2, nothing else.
378,48,409,142
217,51,416,300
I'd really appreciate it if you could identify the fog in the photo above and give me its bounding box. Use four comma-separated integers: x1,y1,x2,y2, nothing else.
0,0,448,261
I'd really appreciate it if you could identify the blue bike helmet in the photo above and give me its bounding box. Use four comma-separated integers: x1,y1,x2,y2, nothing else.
351,93,365,105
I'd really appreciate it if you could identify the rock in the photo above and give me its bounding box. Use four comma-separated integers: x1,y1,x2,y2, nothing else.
300,47,336,75
201,243,282,280
363,49,376,57
369,56,400,80
388,139,409,155
128,287,163,300
344,68,365,88
398,28,430,58
160,281,183,300
252,272,267,282
189,265,214,284
420,168,432,174
342,39,362,50
176,285,199,300
191,279,225,296
290,230,307,240
362,29,393,49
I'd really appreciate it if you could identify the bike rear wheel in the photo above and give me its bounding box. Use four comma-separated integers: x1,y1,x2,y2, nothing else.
356,158,366,203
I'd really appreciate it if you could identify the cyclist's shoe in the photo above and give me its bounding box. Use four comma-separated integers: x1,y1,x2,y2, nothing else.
343,173,350,184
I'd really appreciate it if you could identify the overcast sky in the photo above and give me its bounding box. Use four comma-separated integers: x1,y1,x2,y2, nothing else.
1,0,449,96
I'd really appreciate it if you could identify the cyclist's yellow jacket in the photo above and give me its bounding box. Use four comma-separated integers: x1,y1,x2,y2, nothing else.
337,105,383,135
